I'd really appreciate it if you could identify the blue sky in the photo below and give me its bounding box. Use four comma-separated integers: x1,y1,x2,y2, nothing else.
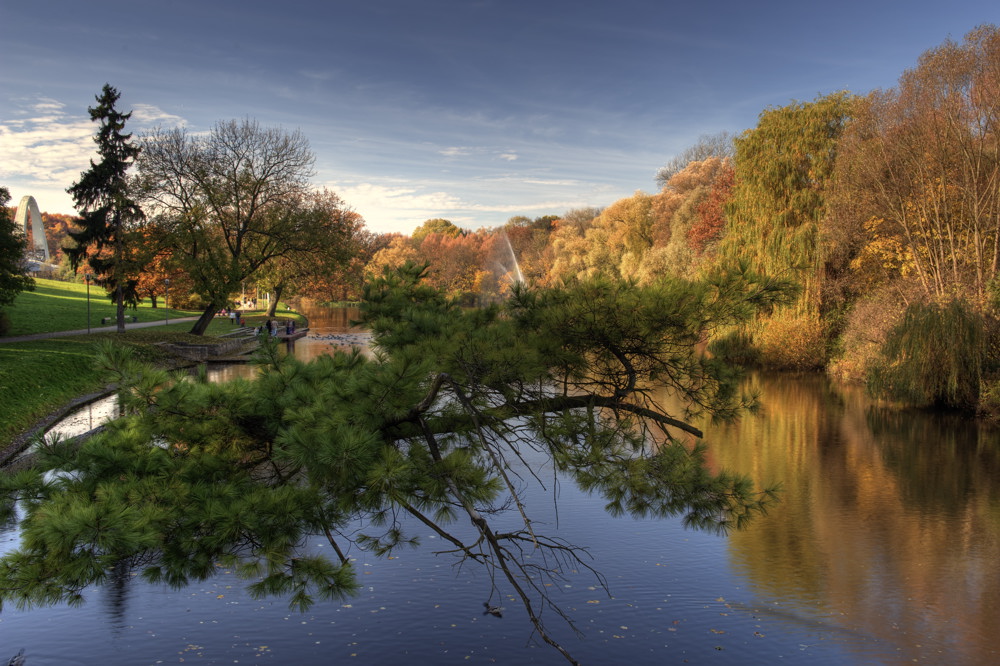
2,1,997,235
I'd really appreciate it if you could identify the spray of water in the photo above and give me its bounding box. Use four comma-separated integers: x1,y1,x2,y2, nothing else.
503,233,525,285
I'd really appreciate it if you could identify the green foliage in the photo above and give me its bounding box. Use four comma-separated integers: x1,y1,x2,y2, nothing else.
719,91,855,315
66,84,146,324
411,218,462,242
0,187,35,309
867,299,988,409
0,265,796,662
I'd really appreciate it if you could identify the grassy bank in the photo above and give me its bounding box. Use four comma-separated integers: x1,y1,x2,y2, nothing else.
0,324,240,447
0,278,308,449
4,278,196,336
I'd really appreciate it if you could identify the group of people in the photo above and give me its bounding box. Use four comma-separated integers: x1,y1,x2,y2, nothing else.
256,319,295,337
219,307,244,326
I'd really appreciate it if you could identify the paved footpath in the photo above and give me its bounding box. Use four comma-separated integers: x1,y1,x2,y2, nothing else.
0,317,200,344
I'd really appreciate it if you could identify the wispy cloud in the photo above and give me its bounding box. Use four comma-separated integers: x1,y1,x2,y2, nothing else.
327,176,601,234
439,146,473,158
130,104,187,128
0,97,187,213
0,100,93,192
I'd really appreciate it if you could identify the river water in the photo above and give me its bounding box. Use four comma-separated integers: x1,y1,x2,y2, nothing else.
1,308,997,664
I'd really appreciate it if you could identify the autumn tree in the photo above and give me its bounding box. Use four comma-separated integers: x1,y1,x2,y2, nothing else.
137,119,317,334
254,190,363,316
501,215,558,285
640,156,733,282
66,84,146,333
132,235,176,309
366,234,418,277
655,132,734,189
411,218,462,242
689,160,734,256
298,228,391,304
415,231,487,303
834,25,1000,304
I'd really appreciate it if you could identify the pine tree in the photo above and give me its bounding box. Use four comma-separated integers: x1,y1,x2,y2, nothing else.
66,84,145,333
0,265,795,664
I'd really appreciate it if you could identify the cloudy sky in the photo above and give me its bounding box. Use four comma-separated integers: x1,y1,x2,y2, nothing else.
2,1,996,235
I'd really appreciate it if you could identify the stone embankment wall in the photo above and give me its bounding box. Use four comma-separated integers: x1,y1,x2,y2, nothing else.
160,336,257,361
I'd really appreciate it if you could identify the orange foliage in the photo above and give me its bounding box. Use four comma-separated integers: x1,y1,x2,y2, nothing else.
689,162,734,255
417,232,486,301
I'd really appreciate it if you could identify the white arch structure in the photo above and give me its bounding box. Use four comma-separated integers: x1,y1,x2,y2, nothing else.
14,195,50,262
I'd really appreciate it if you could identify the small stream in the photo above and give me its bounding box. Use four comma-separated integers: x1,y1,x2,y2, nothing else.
43,308,370,442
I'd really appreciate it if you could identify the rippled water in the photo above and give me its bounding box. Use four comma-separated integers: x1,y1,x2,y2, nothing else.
2,309,998,664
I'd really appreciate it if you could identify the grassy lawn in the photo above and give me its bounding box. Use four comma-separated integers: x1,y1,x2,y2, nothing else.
0,278,308,449
4,278,199,335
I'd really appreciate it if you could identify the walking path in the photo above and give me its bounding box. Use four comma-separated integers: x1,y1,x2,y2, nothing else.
0,317,201,344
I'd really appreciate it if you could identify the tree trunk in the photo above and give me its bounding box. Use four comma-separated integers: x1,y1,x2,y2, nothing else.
115,283,126,334
189,304,218,336
266,284,285,317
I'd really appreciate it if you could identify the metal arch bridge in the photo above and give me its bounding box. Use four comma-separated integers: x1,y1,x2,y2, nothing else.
13,195,50,263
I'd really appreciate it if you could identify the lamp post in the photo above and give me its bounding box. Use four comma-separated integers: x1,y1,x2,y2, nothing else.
85,273,92,333
164,278,170,326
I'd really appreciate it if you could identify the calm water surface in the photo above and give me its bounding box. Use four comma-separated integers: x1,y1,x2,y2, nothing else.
1,307,998,664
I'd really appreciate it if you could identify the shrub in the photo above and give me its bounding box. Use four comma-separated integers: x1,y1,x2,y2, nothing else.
828,287,908,383
867,299,988,410
755,312,827,370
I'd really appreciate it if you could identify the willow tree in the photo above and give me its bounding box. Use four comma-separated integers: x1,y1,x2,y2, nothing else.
0,263,795,664
720,92,854,311
714,92,855,367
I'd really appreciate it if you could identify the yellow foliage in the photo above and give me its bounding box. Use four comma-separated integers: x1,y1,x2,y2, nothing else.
849,217,916,287
756,312,827,370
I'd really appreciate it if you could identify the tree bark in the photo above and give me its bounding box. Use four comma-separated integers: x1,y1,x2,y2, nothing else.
266,283,285,317
189,304,218,336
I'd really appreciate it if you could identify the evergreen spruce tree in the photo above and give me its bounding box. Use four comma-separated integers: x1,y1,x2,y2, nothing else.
66,84,145,333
